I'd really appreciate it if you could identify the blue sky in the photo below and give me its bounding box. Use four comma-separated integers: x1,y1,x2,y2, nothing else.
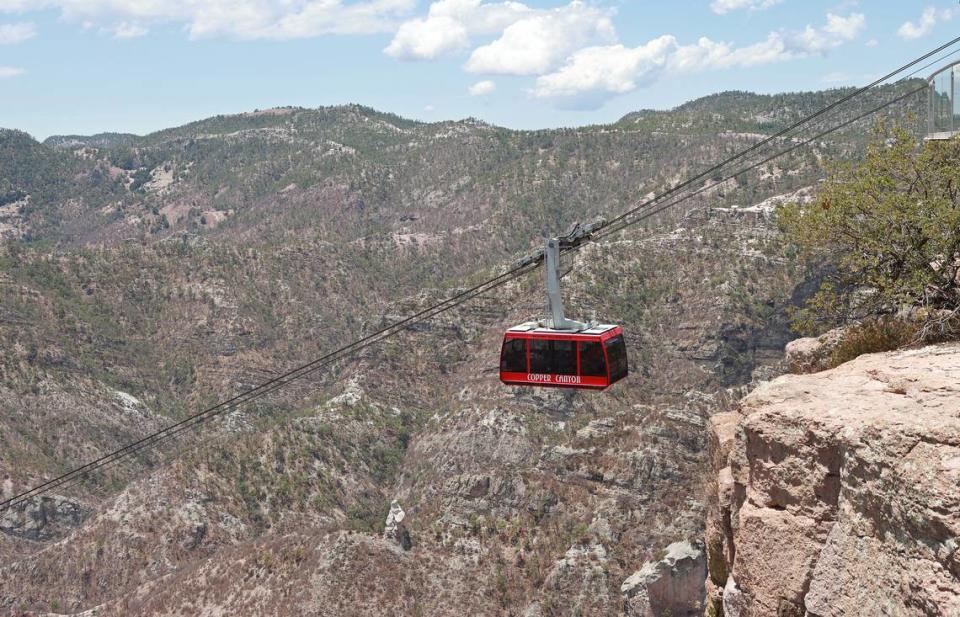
0,0,957,139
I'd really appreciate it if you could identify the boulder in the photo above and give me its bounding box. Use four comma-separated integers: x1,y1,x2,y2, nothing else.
783,326,846,374
383,499,411,551
621,540,706,616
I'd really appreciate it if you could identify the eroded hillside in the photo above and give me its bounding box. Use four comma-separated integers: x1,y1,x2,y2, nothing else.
0,87,916,615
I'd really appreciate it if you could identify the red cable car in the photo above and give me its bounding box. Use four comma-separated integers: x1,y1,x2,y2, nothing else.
500,226,629,390
500,323,628,389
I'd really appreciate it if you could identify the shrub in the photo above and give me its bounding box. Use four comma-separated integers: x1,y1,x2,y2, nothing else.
780,122,960,336
826,319,918,369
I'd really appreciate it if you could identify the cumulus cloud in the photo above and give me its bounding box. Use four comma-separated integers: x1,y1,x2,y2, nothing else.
794,12,865,53
0,65,23,77
0,0,416,40
897,6,956,40
385,0,532,60
384,0,613,69
464,2,615,75
533,13,865,107
710,0,781,15
532,38,673,105
385,14,469,59
468,79,495,95
0,21,35,44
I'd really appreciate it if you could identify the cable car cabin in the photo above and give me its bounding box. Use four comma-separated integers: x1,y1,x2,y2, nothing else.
499,323,628,390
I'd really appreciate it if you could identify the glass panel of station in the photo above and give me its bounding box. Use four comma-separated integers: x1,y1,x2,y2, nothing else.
929,63,960,137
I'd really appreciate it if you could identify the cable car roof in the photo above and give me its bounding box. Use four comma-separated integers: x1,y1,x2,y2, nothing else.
506,322,620,336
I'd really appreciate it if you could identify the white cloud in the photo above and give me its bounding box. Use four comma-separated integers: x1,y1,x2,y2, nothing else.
897,6,956,40
533,37,675,102
385,14,469,59
898,8,936,39
793,12,864,53
0,0,417,40
111,22,147,39
865,38,879,47
0,65,23,77
534,13,866,107
710,0,781,15
385,0,532,60
424,104,436,112
0,21,35,44
464,2,615,75
385,0,612,68
468,79,495,95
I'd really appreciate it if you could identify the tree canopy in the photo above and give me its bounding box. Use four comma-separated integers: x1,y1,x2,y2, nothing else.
780,123,960,335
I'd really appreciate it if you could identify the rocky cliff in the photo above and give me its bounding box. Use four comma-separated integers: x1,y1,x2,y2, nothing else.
704,344,960,616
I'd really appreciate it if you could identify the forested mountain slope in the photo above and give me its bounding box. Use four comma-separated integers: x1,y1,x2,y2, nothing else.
0,83,922,615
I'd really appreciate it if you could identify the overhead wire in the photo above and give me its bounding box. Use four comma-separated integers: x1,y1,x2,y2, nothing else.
30,77,927,507
574,41,959,244
589,83,929,242
0,262,539,511
589,34,960,238
1,36,957,514
52,266,541,499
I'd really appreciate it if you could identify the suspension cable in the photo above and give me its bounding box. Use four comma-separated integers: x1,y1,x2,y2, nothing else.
1,37,955,515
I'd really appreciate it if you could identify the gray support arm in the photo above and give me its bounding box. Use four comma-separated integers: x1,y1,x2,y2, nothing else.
544,237,587,331
512,218,606,332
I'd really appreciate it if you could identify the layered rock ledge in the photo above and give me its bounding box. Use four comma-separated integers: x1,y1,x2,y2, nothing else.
704,343,960,616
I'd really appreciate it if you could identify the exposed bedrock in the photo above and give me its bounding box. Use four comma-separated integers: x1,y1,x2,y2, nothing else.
704,343,960,616
621,539,707,616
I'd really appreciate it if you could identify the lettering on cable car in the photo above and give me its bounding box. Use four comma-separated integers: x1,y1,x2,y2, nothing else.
527,373,581,384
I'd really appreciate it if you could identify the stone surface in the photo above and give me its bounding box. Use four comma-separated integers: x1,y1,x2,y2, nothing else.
722,575,748,617
0,495,88,541
704,343,960,616
621,540,706,617
383,499,411,551
783,327,846,374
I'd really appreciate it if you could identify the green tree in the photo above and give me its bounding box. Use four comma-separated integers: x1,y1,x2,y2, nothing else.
780,122,960,335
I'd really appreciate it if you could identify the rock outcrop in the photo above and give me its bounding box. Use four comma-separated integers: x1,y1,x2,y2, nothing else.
0,495,88,541
782,327,846,374
384,499,412,551
621,540,706,616
705,343,960,616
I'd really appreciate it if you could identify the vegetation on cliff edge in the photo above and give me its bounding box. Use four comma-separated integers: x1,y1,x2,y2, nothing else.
780,123,960,343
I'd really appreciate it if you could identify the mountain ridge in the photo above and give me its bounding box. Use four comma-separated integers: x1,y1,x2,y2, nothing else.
0,81,927,615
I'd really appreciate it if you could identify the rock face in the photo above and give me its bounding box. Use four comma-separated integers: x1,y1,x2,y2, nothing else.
621,540,706,616
384,500,412,551
782,326,846,374
0,496,88,541
705,343,960,616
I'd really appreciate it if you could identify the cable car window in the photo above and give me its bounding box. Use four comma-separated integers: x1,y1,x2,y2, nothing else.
553,340,577,375
605,335,628,381
579,342,606,376
529,339,550,374
500,338,527,373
